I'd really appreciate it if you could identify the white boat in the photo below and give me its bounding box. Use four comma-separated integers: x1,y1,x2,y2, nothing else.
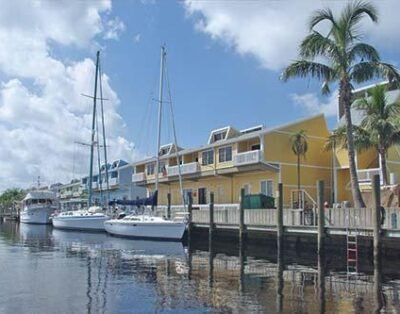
105,47,187,241
52,51,111,232
20,191,58,224
104,214,186,240
52,206,109,231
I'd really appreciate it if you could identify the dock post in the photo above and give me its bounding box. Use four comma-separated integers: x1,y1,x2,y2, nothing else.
277,183,284,253
209,192,214,242
276,183,284,313
167,192,171,219
372,174,383,312
317,180,325,254
239,188,246,242
187,192,193,243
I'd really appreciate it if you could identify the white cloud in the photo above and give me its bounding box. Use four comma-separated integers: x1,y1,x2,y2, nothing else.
184,0,400,71
103,17,126,40
133,33,141,44
291,92,338,118
0,0,137,191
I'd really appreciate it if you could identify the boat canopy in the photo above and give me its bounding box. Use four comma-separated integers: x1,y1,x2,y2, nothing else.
23,191,57,201
109,191,158,207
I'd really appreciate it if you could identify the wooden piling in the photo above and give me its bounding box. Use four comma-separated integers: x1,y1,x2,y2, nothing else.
317,180,325,254
239,188,246,242
372,174,383,312
209,192,214,242
167,192,171,219
277,183,284,252
187,192,193,242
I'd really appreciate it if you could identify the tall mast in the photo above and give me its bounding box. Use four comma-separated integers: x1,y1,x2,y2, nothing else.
99,61,110,205
88,50,100,207
155,46,166,194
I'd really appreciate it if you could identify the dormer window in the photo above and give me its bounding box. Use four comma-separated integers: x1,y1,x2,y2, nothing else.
160,146,171,156
213,131,226,142
208,127,232,144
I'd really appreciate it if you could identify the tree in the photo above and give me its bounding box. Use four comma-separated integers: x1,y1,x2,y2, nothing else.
281,1,400,208
0,188,25,211
290,130,308,208
354,84,400,185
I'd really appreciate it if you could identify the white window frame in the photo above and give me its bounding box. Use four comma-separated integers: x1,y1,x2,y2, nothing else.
261,180,273,197
218,146,232,163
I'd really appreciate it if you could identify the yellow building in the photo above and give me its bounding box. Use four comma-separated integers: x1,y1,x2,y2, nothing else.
132,114,332,208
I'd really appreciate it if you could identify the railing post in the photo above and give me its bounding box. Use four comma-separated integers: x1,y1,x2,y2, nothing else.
187,192,193,242
240,188,246,242
167,192,171,219
209,192,214,242
277,183,284,251
317,180,325,254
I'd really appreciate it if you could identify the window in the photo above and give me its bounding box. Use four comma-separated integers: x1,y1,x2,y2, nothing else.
146,163,155,175
251,144,260,151
261,180,273,197
111,171,118,178
202,150,214,165
219,146,232,163
242,184,250,195
183,189,192,204
160,146,170,156
213,131,226,142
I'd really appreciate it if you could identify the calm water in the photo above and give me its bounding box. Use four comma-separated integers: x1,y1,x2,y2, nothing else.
0,221,399,313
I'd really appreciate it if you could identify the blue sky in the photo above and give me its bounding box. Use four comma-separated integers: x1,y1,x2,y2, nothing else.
0,0,399,190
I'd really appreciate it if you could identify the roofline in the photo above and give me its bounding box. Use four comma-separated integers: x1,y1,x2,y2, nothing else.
132,113,325,167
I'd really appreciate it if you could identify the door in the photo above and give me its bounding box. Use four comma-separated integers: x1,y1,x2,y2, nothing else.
198,188,207,205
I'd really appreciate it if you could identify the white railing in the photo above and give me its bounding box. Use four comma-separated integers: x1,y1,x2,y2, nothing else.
132,172,146,182
91,182,98,189
167,162,200,176
234,150,261,166
109,177,119,186
357,168,381,183
72,191,81,197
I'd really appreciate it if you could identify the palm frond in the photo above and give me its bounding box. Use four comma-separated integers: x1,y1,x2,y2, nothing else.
351,62,400,84
281,61,333,82
300,31,339,60
348,43,380,63
309,8,336,30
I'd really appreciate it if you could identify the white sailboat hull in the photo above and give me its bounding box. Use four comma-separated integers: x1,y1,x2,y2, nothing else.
20,207,55,224
104,217,186,241
52,212,109,231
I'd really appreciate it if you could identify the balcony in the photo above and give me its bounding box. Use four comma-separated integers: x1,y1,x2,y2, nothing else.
109,177,119,186
167,162,201,176
357,168,382,184
234,150,261,166
132,172,146,183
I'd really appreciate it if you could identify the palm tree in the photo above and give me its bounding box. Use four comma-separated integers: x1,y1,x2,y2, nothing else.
355,84,400,185
290,130,308,208
282,1,400,208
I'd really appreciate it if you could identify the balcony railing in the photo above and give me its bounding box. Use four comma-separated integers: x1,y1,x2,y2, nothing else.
109,177,119,186
234,150,261,166
357,168,382,183
167,162,201,177
132,172,146,182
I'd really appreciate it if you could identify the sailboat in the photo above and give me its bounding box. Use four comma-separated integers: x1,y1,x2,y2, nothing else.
104,46,187,241
52,51,110,231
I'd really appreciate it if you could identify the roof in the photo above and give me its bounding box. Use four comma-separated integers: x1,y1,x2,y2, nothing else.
132,113,325,166
23,191,57,201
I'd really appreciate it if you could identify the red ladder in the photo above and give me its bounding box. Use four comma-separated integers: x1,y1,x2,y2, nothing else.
346,231,358,274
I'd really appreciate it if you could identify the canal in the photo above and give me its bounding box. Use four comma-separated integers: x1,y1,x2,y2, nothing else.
0,221,399,313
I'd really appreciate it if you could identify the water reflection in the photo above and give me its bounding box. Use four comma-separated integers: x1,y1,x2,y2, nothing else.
1,222,400,313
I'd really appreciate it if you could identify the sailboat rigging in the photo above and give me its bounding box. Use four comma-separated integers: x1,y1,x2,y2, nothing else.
52,51,110,231
104,46,187,240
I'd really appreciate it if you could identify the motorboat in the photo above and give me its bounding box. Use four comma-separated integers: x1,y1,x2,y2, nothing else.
20,190,58,224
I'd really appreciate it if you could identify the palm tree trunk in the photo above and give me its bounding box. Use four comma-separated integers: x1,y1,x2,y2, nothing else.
379,137,388,185
340,79,366,208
